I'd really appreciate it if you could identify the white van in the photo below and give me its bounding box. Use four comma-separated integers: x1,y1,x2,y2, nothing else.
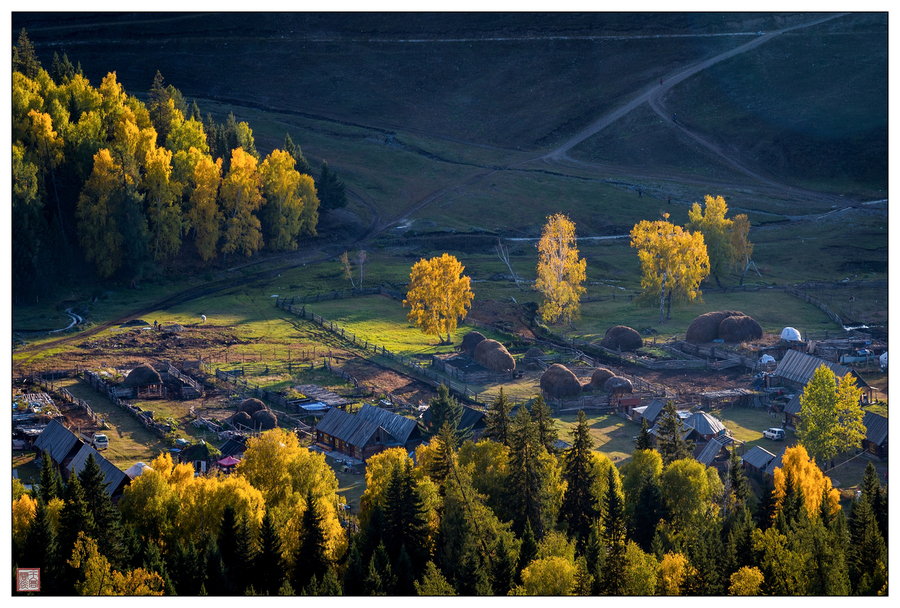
93,434,109,450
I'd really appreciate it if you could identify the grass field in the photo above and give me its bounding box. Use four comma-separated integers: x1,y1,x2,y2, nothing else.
555,413,639,465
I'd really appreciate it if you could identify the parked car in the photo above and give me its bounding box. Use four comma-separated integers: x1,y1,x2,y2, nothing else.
763,427,785,441
92,433,109,450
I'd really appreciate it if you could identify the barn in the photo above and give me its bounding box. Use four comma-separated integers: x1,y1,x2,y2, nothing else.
772,350,873,402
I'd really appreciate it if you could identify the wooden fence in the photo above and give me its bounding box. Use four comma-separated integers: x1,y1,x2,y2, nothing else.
166,361,204,398
83,370,172,439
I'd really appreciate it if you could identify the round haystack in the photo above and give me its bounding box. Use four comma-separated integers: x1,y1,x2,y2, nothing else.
473,339,516,372
685,310,744,343
581,382,595,393
252,409,278,430
589,367,616,388
540,364,582,399
718,315,762,342
600,326,643,351
231,411,252,427
461,331,486,356
238,398,266,415
525,361,541,371
524,347,545,360
604,376,634,395
123,363,162,387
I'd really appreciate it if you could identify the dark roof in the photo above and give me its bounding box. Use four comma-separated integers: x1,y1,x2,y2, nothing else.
774,350,869,389
641,399,666,423
357,404,419,445
422,405,486,431
785,392,803,415
863,411,888,446
696,436,731,466
764,446,788,476
685,411,726,435
742,445,776,469
33,419,83,464
316,407,381,447
68,445,129,496
219,438,247,457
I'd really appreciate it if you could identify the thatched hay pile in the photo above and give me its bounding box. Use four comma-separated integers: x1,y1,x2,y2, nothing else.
524,347,545,360
604,376,634,395
600,326,643,351
160,324,184,333
237,398,266,415
718,315,763,342
589,367,615,388
540,364,582,399
473,339,516,372
252,409,278,430
460,331,486,356
685,311,744,343
231,411,252,427
123,363,162,387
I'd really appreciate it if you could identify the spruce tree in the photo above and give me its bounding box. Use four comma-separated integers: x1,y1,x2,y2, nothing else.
138,538,176,595
583,519,606,595
13,29,41,80
860,462,887,542
78,453,127,569
319,566,343,595
516,519,538,583
560,410,598,546
755,477,777,530
483,386,513,446
254,509,284,595
724,504,756,577
148,70,174,146
22,498,59,594
342,540,366,596
506,406,545,538
38,450,63,503
170,539,205,596
848,494,888,594
490,531,517,596
203,537,229,594
684,515,724,595
283,133,312,176
58,475,93,594
635,417,653,451
316,161,347,210
654,400,694,465
599,466,627,595
530,394,559,453
727,443,751,509
631,472,666,552
232,515,257,594
293,488,331,591
384,460,430,574
365,542,396,595
424,384,467,442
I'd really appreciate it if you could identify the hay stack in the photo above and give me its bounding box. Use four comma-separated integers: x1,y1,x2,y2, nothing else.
600,325,643,351
252,409,278,430
604,376,634,395
525,361,542,371
524,346,545,360
473,339,516,372
461,331,486,356
238,398,266,415
685,311,744,343
718,315,762,342
231,411,252,427
589,367,615,388
123,363,162,387
540,364,582,399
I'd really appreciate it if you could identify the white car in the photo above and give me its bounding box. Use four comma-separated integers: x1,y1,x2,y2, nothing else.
763,427,785,441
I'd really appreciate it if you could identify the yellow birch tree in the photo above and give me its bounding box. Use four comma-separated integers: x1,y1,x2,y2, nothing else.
403,253,474,344
534,213,586,325
630,214,710,323
687,194,754,287
260,148,304,251
220,147,264,262
189,153,223,262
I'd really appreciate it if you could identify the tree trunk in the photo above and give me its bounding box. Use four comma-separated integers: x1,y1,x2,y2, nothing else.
659,270,667,324
667,291,672,320
715,273,722,289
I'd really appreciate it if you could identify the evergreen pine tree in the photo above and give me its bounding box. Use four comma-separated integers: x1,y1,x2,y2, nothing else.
148,70,174,146
506,406,546,538
684,515,724,595
424,384,467,442
395,545,416,595
635,417,653,451
365,542,396,595
342,540,366,595
78,453,127,569
384,460,430,575
530,394,559,453
232,515,257,594
316,161,347,210
202,537,229,595
57,473,94,594
860,461,887,542
847,494,888,594
170,539,205,596
483,386,513,446
516,519,538,584
293,488,331,591
38,450,62,503
583,519,606,595
190,100,202,122
755,477,777,530
490,531,517,595
727,443,751,508
427,421,458,491
22,498,59,594
319,566,343,595
560,410,598,547
254,509,284,595
13,29,41,80
138,538,176,595
631,471,667,552
599,466,627,595
283,133,312,176
724,504,756,578
654,400,694,465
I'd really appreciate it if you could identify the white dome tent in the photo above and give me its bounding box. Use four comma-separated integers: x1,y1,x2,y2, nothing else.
880,352,887,371
780,327,802,341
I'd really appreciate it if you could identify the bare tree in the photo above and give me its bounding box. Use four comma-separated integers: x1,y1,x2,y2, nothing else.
340,251,356,289
495,239,524,291
357,249,367,289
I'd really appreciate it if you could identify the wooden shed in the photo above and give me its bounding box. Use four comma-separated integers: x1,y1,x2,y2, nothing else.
315,404,422,461
773,350,873,402
862,411,887,460
684,411,728,442
741,445,776,480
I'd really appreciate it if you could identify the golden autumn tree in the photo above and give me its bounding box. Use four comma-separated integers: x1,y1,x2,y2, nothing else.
772,444,840,520
534,213,587,326
260,148,304,251
630,214,710,323
686,194,753,287
142,143,182,261
76,148,126,278
220,147,264,263
403,253,474,344
188,151,223,262
69,532,165,596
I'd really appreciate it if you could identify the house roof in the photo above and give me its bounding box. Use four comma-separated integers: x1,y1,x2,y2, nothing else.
641,399,666,422
68,444,129,496
33,419,83,464
764,446,788,476
742,445,776,469
422,405,486,431
685,411,726,435
774,350,869,389
863,411,888,446
356,404,419,445
219,437,248,457
785,392,803,415
696,436,733,466
316,407,381,447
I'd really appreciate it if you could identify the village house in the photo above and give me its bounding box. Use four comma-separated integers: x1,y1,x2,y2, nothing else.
861,411,888,460
314,404,422,461
741,445,777,480
772,350,873,402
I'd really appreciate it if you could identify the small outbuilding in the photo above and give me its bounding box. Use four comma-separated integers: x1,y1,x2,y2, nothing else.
862,411,887,460
122,363,166,398
742,445,776,480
